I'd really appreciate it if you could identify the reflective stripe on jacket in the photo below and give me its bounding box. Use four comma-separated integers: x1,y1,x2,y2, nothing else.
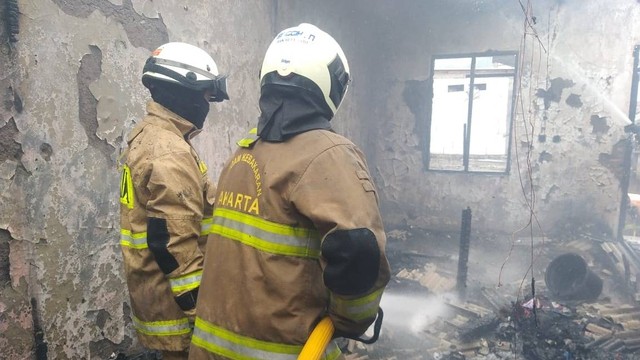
119,101,214,351
191,129,390,359
192,317,341,360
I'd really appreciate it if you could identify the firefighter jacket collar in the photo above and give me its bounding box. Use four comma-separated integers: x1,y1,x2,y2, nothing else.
128,101,202,143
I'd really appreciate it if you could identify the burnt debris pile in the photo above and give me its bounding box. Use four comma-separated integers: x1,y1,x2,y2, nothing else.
348,227,640,360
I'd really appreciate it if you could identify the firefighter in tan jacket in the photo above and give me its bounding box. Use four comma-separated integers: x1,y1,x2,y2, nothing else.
190,24,390,360
119,42,228,359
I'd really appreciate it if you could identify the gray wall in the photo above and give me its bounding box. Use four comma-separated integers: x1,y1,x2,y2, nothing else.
0,0,273,358
278,0,640,237
371,0,639,236
2,0,640,358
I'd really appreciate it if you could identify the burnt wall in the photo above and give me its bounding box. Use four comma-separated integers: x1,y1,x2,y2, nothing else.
0,0,273,358
2,0,639,357
277,0,640,238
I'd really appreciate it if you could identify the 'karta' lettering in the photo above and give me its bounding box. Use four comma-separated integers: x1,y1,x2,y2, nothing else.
219,191,260,215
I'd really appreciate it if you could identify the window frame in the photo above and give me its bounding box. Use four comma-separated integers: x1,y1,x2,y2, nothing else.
424,51,519,174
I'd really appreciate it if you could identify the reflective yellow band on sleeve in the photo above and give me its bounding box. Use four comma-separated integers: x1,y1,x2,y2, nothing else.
236,127,259,148
120,229,148,249
119,164,135,209
132,316,191,336
169,270,202,293
192,316,342,360
198,160,208,174
330,288,384,321
200,217,214,236
210,207,320,258
323,343,342,360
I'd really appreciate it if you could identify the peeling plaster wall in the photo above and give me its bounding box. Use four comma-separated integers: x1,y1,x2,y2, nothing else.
277,0,640,238
0,0,273,358
365,0,640,237
2,0,638,357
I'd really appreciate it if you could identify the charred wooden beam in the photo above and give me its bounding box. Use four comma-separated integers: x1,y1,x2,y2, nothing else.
457,207,472,298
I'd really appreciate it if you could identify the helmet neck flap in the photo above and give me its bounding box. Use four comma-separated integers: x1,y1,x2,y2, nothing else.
149,80,210,130
257,81,333,142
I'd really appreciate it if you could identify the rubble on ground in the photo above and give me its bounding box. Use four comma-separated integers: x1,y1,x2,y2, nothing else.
115,227,640,360
348,228,640,360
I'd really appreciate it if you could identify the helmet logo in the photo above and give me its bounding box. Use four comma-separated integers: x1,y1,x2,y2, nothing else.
278,58,292,76
276,30,316,44
206,65,211,72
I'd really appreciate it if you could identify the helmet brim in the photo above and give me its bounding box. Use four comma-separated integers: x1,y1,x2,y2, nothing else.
143,57,230,102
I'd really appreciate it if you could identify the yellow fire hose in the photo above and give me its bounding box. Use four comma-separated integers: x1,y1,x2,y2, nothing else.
298,308,383,360
298,317,335,360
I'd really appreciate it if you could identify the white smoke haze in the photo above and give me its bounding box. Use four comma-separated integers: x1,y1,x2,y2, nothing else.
379,291,456,335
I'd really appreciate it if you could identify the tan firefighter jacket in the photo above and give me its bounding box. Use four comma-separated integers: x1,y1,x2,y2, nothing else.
190,129,390,360
119,101,215,351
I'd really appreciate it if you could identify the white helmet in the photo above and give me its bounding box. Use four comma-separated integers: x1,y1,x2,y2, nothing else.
142,42,229,102
259,23,350,116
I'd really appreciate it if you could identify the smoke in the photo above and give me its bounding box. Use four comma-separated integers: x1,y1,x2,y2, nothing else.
379,291,455,335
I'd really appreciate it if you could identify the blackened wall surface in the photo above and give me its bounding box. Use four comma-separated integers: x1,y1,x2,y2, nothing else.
2,0,639,358
0,0,273,358
277,0,640,239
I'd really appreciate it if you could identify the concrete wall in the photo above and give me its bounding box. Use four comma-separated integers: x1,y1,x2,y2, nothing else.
372,0,639,237
0,0,273,358
2,0,640,358
277,0,640,238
